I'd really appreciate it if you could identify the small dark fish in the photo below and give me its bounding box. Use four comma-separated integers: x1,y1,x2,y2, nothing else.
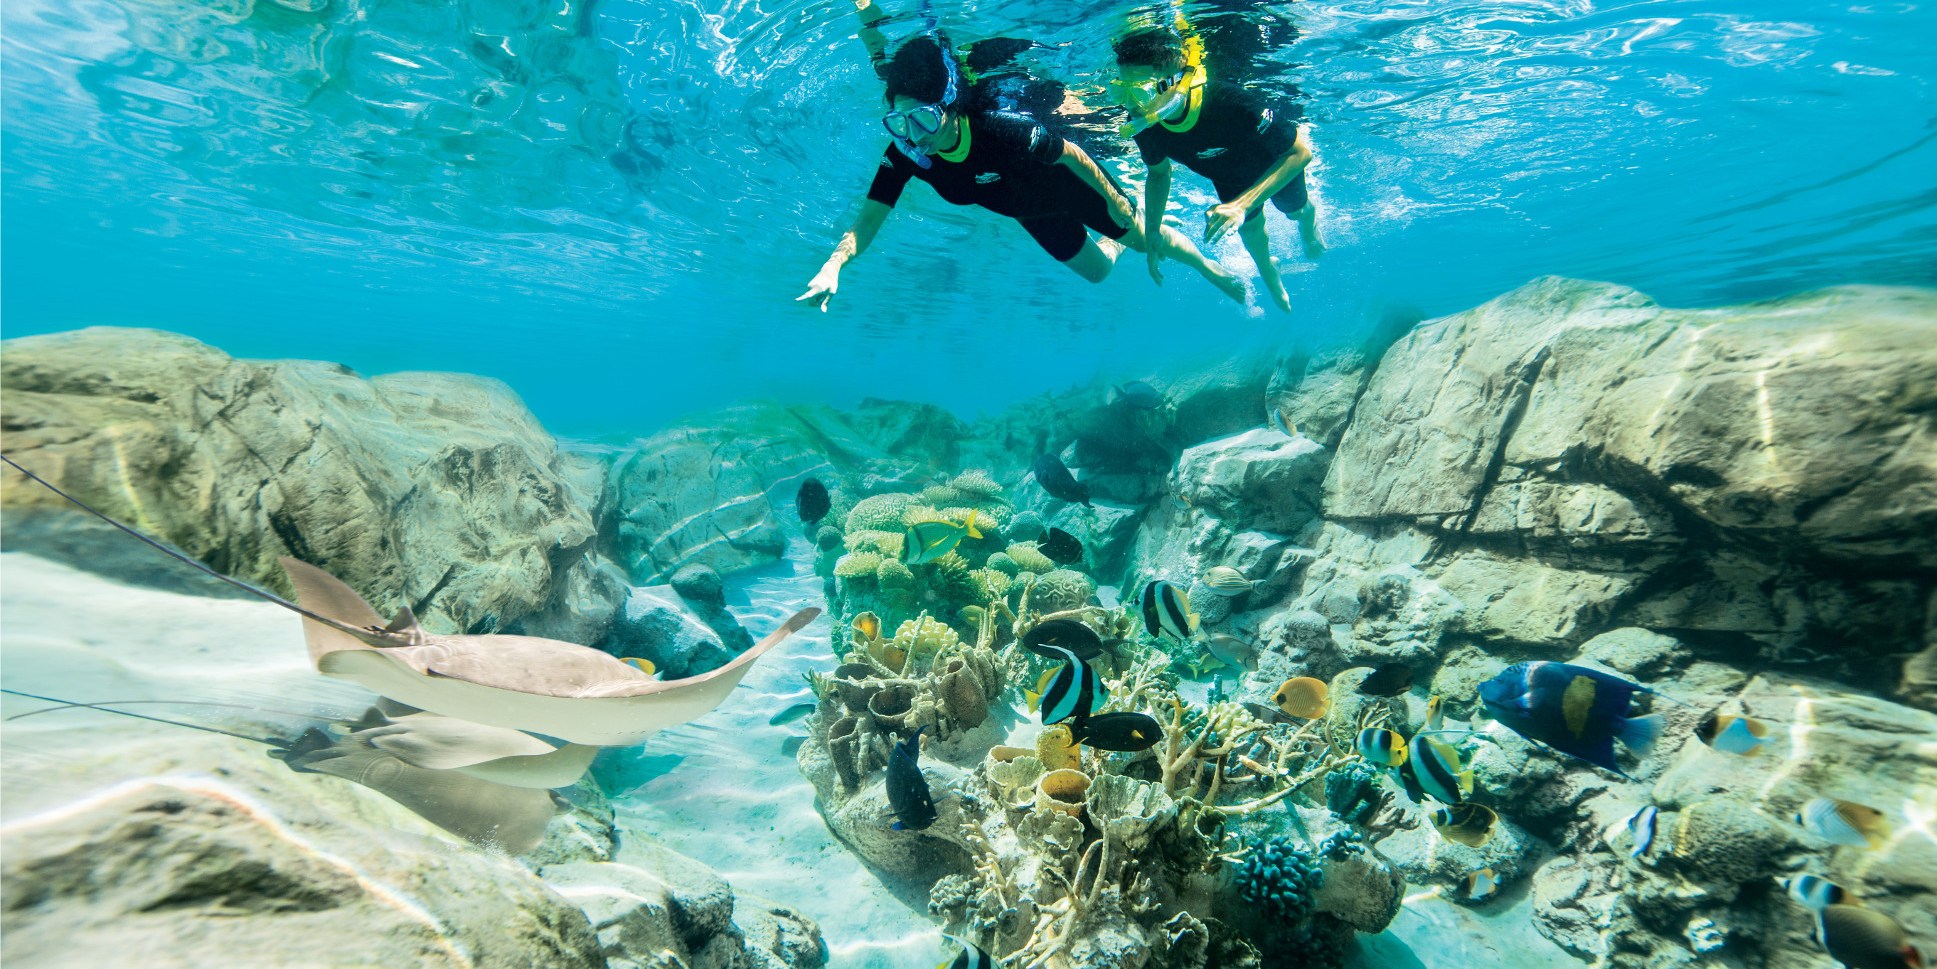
1112,380,1163,409
1021,619,1106,661
1031,454,1091,506
1039,644,1102,726
768,702,817,726
1477,661,1665,774
1039,527,1084,566
1356,663,1414,697
796,478,830,525
940,936,995,969
1069,711,1164,752
887,725,937,831
1818,903,1923,969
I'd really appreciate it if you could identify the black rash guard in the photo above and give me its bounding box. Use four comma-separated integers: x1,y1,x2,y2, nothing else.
867,110,1131,261
1133,81,1308,221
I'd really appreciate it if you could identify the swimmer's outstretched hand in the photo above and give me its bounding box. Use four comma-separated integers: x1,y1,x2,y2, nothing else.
1204,201,1248,244
1147,249,1165,285
797,264,841,312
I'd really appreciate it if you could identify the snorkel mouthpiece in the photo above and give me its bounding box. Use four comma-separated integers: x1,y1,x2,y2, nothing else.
896,137,934,168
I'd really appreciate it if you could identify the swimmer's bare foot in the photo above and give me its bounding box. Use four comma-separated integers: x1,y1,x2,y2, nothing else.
1263,270,1292,313
1208,264,1250,304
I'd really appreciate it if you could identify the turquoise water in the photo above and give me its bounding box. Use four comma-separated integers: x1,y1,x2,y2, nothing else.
4,0,1932,434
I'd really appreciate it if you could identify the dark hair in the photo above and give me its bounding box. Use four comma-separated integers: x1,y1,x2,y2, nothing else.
883,35,963,107
1113,27,1186,69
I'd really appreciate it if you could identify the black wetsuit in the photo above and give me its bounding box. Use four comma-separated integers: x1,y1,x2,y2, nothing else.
1133,81,1307,223
866,111,1130,262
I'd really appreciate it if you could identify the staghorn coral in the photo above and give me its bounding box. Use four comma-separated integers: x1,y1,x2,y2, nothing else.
968,568,1012,600
846,493,914,532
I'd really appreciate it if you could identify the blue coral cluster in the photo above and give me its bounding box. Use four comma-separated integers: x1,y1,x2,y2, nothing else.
1235,836,1323,923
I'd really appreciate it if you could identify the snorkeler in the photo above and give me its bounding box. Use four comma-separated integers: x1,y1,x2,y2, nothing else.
796,35,1246,311
1113,26,1324,313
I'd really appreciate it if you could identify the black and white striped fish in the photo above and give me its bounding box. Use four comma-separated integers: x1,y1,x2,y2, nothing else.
1401,733,1475,805
1038,643,1102,726
1139,579,1199,643
1780,873,1850,913
937,936,995,969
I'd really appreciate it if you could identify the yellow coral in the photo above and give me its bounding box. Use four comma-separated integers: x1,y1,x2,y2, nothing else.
845,493,914,532
834,551,883,579
1037,724,1081,770
949,469,1003,500
969,568,1012,599
1007,542,1056,573
844,529,905,556
891,614,961,659
876,558,917,591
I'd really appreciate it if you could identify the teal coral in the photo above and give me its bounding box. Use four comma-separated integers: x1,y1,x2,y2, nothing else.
948,469,1003,500
1006,510,1045,541
1236,836,1322,924
1325,762,1385,827
844,529,904,555
985,552,1020,577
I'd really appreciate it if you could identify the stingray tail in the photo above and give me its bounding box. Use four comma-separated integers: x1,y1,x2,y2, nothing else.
0,688,284,747
0,454,377,642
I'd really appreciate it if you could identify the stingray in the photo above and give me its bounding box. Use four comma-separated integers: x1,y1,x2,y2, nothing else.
1,689,557,854
1,454,822,747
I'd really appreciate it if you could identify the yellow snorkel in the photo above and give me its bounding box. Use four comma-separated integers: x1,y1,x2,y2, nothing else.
1114,21,1206,137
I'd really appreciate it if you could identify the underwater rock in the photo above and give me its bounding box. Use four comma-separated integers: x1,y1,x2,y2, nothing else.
544,840,828,969
1574,627,1691,681
607,584,737,680
0,327,625,642
1325,278,1937,679
0,729,607,969
1265,346,1375,450
1173,428,1329,536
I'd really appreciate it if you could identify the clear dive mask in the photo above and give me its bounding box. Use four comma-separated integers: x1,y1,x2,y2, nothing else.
884,43,961,169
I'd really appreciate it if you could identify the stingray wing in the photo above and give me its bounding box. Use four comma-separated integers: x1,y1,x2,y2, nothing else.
406,634,657,698
353,714,561,769
280,557,389,665
315,607,822,746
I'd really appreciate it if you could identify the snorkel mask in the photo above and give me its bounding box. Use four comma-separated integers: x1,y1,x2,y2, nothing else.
884,43,961,169
1113,30,1205,136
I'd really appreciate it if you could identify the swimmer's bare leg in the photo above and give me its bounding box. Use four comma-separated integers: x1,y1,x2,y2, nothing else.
1240,217,1291,313
1064,235,1121,283
1292,200,1325,259
1124,223,1248,305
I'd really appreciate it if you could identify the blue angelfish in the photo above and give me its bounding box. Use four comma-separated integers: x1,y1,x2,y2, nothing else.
1477,662,1664,774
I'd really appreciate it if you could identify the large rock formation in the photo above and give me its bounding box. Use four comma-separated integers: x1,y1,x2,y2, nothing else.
0,327,625,643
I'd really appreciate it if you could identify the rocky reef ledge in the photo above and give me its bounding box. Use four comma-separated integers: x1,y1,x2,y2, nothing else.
3,277,1933,968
